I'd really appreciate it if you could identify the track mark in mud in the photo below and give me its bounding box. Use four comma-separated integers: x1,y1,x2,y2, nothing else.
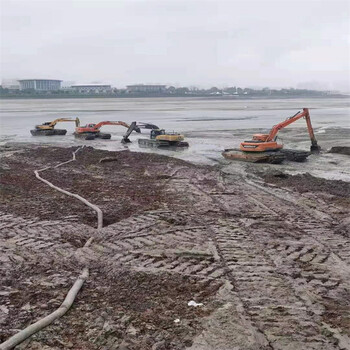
1,147,349,350
169,172,349,349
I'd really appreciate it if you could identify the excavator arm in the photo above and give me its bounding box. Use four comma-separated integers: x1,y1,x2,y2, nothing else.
304,111,320,152
36,117,78,130
122,122,159,143
75,120,137,137
267,108,320,152
92,121,131,131
49,118,77,127
268,109,307,140
241,108,320,153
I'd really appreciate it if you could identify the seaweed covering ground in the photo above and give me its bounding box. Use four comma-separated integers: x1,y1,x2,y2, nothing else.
0,144,349,350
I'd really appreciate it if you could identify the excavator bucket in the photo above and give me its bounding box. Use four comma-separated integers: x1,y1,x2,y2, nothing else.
121,122,158,143
310,144,321,153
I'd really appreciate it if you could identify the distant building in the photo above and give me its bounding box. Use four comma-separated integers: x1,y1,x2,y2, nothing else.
61,81,75,88
1,79,20,90
126,84,166,93
19,79,61,91
70,84,112,93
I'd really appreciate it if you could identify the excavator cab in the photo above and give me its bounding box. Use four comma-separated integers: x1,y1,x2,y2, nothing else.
252,134,270,142
150,129,165,139
34,121,53,129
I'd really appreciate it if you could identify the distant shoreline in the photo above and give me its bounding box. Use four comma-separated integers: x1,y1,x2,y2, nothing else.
0,94,348,100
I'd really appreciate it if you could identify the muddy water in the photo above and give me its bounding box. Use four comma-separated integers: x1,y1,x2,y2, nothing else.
1,97,349,180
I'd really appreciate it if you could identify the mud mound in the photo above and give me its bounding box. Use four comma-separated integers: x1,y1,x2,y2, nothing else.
264,172,350,198
328,146,350,156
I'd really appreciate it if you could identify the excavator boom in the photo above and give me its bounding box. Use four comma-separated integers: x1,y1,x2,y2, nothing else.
75,121,131,134
49,118,77,127
35,117,78,131
93,121,130,131
74,120,154,140
122,122,159,143
267,109,308,141
240,108,320,153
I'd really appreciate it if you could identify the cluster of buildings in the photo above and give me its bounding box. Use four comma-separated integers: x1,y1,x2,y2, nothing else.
1,79,167,94
1,79,335,97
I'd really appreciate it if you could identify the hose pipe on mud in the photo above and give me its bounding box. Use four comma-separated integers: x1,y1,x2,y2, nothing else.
0,269,89,350
0,147,102,349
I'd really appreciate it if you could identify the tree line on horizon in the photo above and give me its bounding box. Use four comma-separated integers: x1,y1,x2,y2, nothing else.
0,84,338,98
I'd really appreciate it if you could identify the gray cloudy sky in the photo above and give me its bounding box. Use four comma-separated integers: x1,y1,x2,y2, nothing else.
1,0,349,91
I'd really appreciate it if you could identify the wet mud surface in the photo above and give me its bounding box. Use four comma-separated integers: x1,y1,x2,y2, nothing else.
329,146,350,156
0,145,198,228
262,172,350,222
1,144,349,349
263,171,350,198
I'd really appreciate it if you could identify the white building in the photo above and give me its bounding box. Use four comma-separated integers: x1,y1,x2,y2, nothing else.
70,84,112,93
1,79,20,90
19,79,62,91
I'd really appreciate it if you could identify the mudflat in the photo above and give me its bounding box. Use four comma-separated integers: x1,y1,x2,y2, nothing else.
1,144,349,349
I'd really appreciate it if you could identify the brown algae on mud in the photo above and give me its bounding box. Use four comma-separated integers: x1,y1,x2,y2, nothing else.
1,144,350,349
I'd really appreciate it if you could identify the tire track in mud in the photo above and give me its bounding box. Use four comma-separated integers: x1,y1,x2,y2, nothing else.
92,220,227,281
169,173,349,349
1,157,349,349
217,173,349,348
0,212,95,270
210,221,335,350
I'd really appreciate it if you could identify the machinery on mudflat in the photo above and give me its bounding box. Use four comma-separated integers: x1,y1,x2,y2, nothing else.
138,129,189,148
222,108,321,164
121,122,159,143
74,120,137,140
30,118,79,136
121,121,189,148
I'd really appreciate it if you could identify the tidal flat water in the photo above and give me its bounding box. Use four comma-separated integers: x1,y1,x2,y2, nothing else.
1,97,349,179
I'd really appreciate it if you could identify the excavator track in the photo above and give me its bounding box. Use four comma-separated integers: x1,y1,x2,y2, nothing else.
30,129,67,136
222,149,311,163
73,132,111,140
222,149,286,164
279,149,310,162
138,138,189,148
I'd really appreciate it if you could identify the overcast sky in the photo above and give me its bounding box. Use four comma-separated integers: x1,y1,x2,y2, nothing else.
1,0,349,91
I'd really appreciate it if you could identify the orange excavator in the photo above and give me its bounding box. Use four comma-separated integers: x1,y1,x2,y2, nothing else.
223,108,321,163
74,120,138,140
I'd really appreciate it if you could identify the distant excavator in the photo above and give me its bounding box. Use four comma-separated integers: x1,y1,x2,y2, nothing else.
139,129,189,148
223,108,321,163
74,120,159,141
30,118,79,136
74,120,135,140
121,121,159,143
122,122,189,148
